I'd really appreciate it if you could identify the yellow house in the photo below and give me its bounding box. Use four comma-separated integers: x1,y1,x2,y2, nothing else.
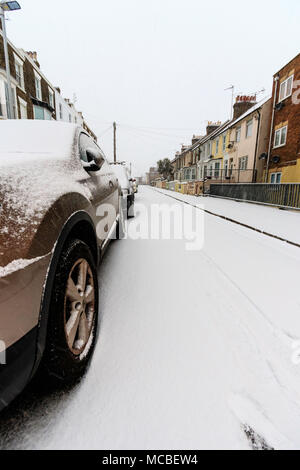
200,121,231,180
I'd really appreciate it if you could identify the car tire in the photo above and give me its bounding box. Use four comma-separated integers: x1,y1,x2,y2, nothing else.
40,238,99,387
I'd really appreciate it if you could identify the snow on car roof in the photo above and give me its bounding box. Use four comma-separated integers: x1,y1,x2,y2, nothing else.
0,120,78,164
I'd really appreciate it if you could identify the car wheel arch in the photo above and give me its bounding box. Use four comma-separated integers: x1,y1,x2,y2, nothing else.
31,211,98,378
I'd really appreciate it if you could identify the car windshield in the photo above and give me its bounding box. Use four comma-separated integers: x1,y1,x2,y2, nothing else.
0,121,76,164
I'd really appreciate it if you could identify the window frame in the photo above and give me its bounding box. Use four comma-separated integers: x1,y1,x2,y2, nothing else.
215,138,219,155
34,71,42,101
236,126,241,143
278,75,294,103
238,155,248,170
222,134,226,152
214,161,220,179
246,119,253,138
270,172,282,184
48,88,54,109
273,125,288,148
18,96,27,119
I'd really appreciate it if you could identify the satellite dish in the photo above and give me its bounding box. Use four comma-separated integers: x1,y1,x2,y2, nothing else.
271,156,280,164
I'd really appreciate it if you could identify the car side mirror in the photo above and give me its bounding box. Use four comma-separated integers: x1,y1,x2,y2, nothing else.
84,147,105,172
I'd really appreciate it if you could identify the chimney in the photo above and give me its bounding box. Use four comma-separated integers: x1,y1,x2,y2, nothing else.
192,135,202,145
233,95,257,120
27,51,40,67
206,121,221,136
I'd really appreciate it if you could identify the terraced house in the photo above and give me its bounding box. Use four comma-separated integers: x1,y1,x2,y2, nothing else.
227,96,272,183
265,53,300,183
0,26,96,139
196,121,230,182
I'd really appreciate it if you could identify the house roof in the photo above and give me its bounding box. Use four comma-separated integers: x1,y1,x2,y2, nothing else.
228,95,271,129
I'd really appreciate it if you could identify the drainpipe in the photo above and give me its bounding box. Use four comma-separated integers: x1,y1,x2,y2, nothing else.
253,109,261,182
265,75,279,183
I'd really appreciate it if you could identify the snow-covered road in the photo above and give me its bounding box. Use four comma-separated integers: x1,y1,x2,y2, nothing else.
1,185,300,450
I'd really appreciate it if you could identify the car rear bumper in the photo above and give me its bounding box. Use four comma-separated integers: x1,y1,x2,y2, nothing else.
0,327,37,411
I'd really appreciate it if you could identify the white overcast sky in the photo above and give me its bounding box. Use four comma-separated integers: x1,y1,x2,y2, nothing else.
6,0,300,176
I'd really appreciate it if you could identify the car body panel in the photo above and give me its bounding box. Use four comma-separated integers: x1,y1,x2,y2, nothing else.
0,121,122,410
0,254,51,348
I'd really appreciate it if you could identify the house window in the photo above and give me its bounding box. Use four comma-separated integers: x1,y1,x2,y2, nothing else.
274,125,287,148
4,82,17,118
34,105,51,120
35,74,42,100
246,119,253,138
214,162,220,179
15,60,24,89
279,75,293,102
224,160,229,177
222,135,226,152
59,103,63,120
206,142,211,157
215,138,219,155
18,97,27,119
239,156,248,170
270,172,282,184
236,126,241,142
49,88,54,108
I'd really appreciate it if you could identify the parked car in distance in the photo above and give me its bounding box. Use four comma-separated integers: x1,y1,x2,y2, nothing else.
131,178,138,194
0,120,124,411
110,163,135,218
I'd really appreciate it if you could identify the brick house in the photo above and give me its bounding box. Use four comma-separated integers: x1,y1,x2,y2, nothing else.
0,29,56,120
0,26,97,140
265,53,300,183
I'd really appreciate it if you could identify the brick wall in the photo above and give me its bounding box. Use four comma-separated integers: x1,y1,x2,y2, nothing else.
268,53,300,174
0,33,56,120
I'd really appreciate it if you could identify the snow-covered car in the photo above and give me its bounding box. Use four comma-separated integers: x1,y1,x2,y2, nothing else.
0,120,124,411
131,179,138,194
110,163,135,217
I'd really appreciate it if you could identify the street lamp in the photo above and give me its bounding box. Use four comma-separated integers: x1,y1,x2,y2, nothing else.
0,1,21,119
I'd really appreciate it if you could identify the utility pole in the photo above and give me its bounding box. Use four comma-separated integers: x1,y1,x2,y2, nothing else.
0,6,14,119
113,121,117,163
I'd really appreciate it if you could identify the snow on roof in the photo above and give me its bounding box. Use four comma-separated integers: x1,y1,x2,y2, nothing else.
228,95,271,128
189,96,271,151
0,120,78,164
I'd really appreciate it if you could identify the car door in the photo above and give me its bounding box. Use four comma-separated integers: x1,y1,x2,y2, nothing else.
79,132,119,244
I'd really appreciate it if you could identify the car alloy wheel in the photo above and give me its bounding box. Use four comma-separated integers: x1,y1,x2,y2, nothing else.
38,239,99,387
64,259,95,356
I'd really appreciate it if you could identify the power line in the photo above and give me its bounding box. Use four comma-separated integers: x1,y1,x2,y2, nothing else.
119,124,193,140
98,124,113,137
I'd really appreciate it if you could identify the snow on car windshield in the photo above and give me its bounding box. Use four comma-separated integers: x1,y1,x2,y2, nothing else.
0,121,76,164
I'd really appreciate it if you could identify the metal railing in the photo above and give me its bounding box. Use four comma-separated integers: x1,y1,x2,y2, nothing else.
209,183,300,209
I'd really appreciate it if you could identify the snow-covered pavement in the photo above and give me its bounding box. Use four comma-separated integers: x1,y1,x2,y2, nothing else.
1,185,300,449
